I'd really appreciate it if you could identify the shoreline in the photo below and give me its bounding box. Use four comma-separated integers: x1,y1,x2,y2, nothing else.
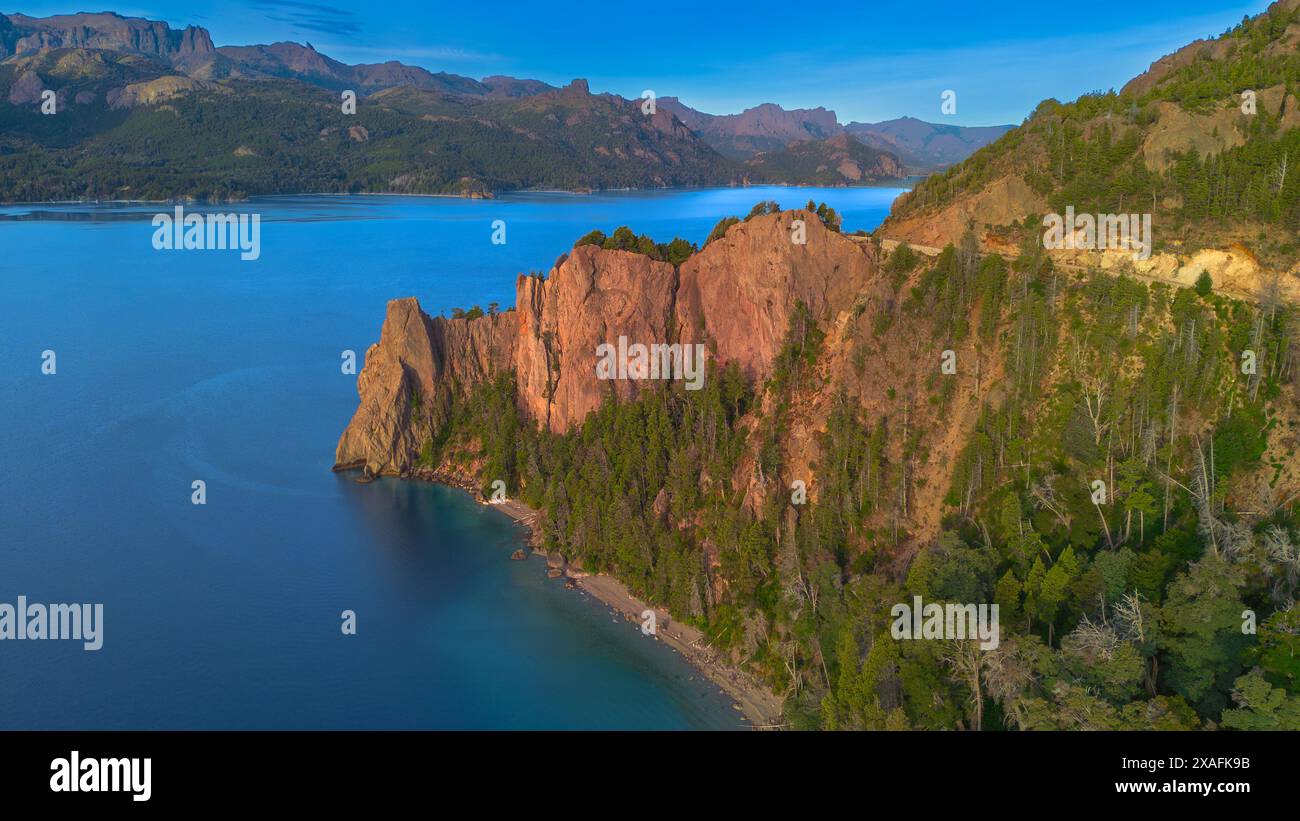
568,573,786,729
367,466,786,729
0,179,918,209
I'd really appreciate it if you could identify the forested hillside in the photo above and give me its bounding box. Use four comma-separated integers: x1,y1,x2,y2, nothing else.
390,200,1299,730
744,134,905,185
0,67,738,200
885,0,1300,268
0,11,910,200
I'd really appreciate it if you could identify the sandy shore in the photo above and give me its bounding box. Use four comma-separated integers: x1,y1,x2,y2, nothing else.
482,493,786,728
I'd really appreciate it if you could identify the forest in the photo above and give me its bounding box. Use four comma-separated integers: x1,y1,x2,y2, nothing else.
0,72,739,201
417,206,1300,730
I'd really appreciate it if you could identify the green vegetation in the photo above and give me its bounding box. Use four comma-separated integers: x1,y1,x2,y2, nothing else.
806,200,842,232
706,216,740,245
702,200,841,249
575,226,697,266
0,66,740,200
745,138,903,185
430,224,1300,730
891,3,1300,264
1196,270,1214,297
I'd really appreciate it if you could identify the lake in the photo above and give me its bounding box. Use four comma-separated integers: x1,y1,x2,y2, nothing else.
0,185,904,729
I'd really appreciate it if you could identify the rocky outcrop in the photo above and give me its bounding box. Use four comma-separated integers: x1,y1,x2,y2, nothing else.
676,211,876,380
6,70,43,104
334,298,516,475
885,174,1047,248
335,211,883,474
515,245,680,431
2,13,213,60
106,75,211,109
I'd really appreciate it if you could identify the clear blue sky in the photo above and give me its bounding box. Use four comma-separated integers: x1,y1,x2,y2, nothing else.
12,0,1268,125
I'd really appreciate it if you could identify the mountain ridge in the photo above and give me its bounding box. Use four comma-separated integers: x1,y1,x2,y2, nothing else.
0,10,976,198
659,95,1013,172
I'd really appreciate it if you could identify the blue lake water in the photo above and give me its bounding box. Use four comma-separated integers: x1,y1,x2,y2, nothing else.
0,185,904,729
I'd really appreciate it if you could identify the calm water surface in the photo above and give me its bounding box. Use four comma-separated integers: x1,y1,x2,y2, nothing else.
0,186,904,728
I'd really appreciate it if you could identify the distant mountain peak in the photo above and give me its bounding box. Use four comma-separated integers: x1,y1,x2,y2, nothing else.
845,117,1015,172
657,96,1009,171
1,11,215,60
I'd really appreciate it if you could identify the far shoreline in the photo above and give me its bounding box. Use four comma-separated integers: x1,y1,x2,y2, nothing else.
0,179,918,209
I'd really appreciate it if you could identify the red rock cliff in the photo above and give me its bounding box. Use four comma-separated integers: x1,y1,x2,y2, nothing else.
335,211,881,475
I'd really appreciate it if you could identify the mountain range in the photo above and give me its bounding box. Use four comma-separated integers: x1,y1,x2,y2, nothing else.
659,97,1013,171
0,10,1008,201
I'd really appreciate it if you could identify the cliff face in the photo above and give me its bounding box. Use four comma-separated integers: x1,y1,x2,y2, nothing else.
515,245,680,431
675,211,875,380
2,13,213,60
335,211,886,476
334,298,516,475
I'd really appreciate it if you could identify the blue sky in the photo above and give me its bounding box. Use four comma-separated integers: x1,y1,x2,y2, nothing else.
12,0,1269,125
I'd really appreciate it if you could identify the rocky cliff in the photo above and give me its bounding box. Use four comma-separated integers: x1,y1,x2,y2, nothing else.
334,298,516,475
675,210,876,379
514,244,681,431
335,206,1026,559
335,211,889,475
1,12,212,60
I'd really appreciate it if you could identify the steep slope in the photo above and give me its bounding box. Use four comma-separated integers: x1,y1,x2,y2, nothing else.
882,0,1300,276
338,170,1300,731
0,11,212,60
745,133,905,184
336,210,892,472
336,208,990,557
845,116,1014,171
